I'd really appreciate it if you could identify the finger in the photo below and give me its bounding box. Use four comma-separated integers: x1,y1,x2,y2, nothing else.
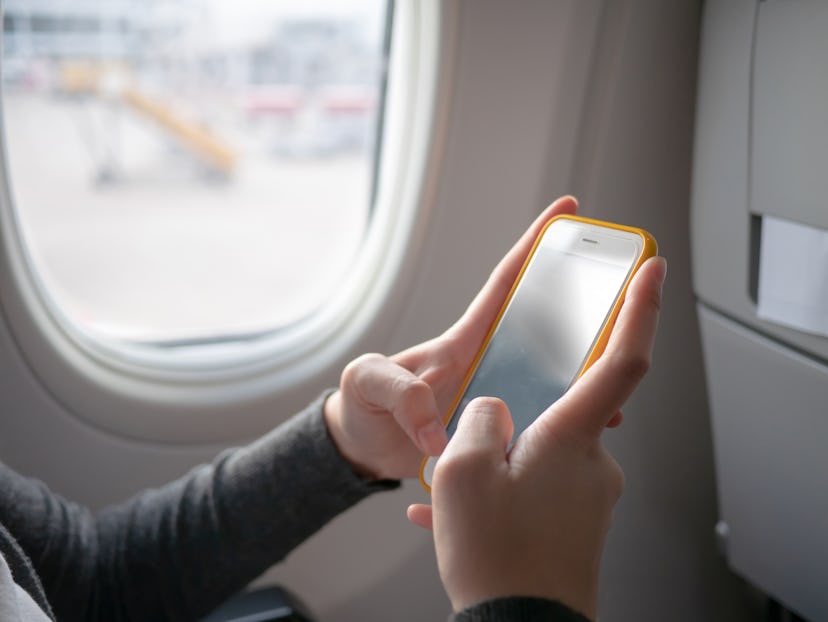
341,353,446,455
550,256,666,439
439,397,514,469
406,504,434,530
449,196,578,352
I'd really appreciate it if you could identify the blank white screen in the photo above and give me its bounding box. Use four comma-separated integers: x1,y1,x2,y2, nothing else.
445,223,638,443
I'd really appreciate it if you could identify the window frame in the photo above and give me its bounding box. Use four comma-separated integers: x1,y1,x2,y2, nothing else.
0,0,459,443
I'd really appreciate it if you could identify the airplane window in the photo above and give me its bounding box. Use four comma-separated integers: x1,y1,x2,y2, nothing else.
1,0,390,345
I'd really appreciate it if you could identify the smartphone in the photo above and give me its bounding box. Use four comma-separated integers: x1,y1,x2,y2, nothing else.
420,214,657,491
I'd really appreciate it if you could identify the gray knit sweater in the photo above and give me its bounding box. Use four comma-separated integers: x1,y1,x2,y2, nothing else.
0,393,588,622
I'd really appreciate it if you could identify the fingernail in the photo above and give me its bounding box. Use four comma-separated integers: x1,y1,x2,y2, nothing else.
418,421,448,455
652,256,667,289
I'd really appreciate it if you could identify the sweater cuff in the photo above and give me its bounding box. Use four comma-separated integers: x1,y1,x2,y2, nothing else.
452,597,592,622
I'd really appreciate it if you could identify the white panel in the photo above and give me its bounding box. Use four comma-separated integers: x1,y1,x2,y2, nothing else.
690,0,828,362
753,1,828,230
699,305,828,621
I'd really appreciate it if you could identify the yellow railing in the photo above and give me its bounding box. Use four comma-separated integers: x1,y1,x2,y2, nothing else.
57,61,237,177
121,88,237,176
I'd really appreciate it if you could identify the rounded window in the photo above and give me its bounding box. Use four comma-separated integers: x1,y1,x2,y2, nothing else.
0,0,448,442
2,0,390,345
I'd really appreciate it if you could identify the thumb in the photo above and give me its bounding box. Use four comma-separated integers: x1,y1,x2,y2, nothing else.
437,397,514,477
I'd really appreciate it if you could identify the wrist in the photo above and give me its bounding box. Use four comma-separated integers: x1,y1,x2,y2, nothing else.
322,391,381,481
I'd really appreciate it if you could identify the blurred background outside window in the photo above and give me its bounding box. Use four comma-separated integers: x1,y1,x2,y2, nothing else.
2,0,389,344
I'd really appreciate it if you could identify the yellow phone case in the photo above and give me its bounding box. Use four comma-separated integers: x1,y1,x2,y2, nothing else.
419,214,658,492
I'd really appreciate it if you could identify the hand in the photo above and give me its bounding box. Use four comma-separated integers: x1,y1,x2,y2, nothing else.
323,196,579,480
408,256,666,618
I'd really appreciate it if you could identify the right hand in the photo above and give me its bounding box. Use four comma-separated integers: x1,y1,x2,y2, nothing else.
409,256,666,619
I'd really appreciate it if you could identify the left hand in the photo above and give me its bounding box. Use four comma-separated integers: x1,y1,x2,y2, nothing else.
323,196,579,480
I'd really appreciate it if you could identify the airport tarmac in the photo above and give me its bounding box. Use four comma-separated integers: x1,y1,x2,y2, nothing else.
3,92,371,343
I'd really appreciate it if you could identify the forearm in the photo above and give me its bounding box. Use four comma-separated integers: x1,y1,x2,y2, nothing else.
3,392,397,622
89,393,397,620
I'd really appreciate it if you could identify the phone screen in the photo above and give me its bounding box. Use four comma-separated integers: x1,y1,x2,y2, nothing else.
444,219,642,445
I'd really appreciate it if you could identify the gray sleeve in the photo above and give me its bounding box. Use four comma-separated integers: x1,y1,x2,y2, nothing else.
0,392,398,622
451,597,592,622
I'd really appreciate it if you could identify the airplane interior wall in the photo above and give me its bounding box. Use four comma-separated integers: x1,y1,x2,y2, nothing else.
565,3,757,619
0,1,765,620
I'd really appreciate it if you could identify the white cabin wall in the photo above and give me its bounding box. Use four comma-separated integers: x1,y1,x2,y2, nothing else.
568,0,759,619
0,1,767,620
